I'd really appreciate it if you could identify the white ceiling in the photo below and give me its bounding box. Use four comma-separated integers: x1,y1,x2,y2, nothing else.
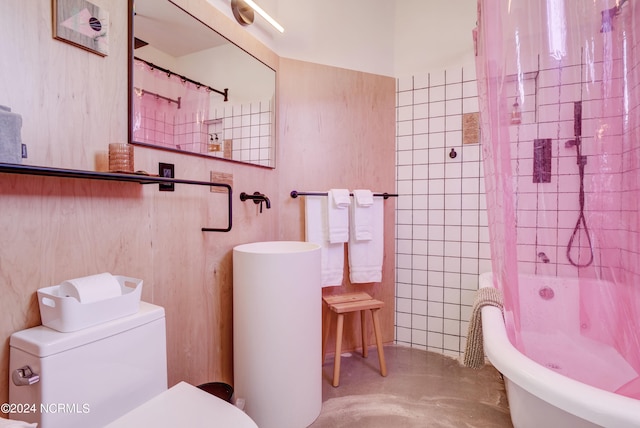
134,0,229,57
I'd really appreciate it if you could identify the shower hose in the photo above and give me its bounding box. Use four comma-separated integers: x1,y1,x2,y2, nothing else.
566,148,594,267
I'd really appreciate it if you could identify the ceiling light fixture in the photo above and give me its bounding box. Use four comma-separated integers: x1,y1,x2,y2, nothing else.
231,0,284,33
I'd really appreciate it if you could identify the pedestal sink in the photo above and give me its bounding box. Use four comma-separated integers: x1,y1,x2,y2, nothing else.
233,241,322,428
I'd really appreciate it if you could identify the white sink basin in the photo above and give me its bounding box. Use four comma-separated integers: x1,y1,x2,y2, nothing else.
233,241,322,428
233,240,320,255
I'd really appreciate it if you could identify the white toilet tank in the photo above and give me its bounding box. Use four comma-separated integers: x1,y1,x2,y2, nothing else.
9,301,167,428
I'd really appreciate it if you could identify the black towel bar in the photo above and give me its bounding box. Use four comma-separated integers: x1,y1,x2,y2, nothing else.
290,190,397,199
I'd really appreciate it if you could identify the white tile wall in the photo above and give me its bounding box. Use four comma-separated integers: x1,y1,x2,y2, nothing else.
213,99,274,167
398,24,640,361
505,53,627,277
395,67,490,357
137,98,274,167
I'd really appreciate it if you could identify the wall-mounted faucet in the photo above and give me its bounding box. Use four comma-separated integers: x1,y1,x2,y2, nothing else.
240,192,271,213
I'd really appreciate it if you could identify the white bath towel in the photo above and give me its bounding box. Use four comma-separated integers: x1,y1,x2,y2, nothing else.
305,195,344,287
327,189,351,244
348,197,384,283
352,189,374,241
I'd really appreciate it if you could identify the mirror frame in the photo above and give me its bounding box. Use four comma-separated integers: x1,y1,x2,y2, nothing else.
127,0,277,169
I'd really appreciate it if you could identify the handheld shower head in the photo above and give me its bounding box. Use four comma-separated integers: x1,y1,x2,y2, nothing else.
600,7,617,33
601,0,628,33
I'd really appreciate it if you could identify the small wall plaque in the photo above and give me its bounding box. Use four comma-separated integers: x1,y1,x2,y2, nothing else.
463,112,480,144
210,171,233,194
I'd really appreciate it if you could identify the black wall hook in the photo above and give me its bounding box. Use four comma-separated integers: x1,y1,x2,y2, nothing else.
449,148,458,159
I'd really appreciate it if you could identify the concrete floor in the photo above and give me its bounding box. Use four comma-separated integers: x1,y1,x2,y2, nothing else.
310,345,513,428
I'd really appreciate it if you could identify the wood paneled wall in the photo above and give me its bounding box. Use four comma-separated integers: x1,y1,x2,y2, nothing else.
276,58,396,353
0,0,395,407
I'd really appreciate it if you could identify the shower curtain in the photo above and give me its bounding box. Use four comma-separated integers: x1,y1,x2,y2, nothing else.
475,0,640,387
132,58,210,153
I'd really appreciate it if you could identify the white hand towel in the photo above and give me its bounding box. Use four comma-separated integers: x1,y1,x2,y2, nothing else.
352,189,374,241
327,189,351,243
348,197,384,283
305,195,344,287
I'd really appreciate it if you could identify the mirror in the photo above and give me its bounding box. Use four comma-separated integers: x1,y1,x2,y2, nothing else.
131,0,276,168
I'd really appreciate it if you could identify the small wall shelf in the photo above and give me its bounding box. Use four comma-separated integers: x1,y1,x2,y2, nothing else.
0,163,232,232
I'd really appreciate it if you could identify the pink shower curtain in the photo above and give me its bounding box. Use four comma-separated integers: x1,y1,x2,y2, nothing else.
132,59,210,153
476,0,640,386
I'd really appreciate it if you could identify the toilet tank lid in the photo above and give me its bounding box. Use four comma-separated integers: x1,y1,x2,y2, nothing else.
10,302,165,357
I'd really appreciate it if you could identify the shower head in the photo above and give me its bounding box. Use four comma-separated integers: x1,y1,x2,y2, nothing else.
600,0,629,33
600,7,618,33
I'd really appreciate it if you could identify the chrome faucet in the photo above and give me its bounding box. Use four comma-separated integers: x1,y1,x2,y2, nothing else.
240,192,271,212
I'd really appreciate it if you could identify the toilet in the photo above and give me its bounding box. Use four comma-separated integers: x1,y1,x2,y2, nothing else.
9,301,256,428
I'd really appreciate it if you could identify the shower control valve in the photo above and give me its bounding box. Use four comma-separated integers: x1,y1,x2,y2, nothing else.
12,366,40,386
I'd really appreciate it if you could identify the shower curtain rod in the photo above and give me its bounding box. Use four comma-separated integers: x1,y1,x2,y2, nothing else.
135,57,229,102
290,190,398,199
136,87,181,109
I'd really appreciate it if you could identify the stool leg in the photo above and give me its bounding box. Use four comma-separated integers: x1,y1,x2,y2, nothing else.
322,308,332,364
360,310,368,358
371,308,387,377
333,313,344,387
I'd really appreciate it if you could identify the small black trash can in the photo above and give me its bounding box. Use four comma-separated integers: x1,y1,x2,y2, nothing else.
197,382,234,403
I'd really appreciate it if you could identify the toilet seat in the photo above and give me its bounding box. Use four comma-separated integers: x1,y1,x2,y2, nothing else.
105,382,258,428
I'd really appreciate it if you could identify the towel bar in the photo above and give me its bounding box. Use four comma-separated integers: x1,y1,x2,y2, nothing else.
0,163,232,232
290,190,397,199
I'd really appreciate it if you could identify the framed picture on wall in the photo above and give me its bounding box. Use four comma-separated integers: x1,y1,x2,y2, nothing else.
52,0,109,56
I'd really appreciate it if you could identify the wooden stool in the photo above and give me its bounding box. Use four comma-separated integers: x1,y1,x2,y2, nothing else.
322,292,387,387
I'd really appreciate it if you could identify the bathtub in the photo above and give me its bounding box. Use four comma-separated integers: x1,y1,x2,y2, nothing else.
479,272,640,428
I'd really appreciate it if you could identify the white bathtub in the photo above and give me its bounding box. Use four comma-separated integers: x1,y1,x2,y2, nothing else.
479,272,640,428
